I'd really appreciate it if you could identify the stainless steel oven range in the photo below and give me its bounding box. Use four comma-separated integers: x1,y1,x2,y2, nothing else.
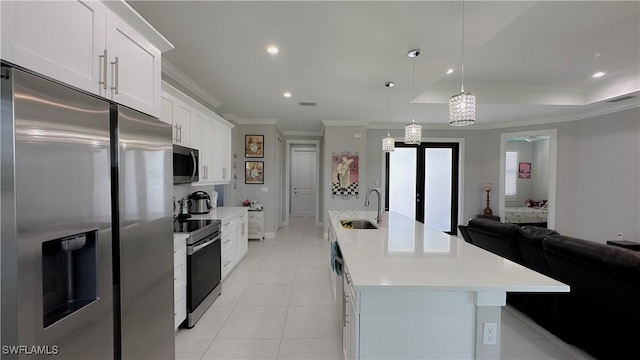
174,219,222,328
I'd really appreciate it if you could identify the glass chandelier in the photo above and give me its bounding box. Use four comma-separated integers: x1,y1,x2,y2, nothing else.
382,82,395,152
449,0,476,126
405,49,422,144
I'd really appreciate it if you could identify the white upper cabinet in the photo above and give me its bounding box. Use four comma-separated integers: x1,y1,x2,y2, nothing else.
161,81,234,184
1,0,105,94
104,9,162,117
173,101,193,146
212,120,232,184
1,0,172,117
199,117,214,183
190,113,203,151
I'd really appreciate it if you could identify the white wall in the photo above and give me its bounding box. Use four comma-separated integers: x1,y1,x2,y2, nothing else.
229,124,283,235
365,128,494,225
533,138,550,201
555,108,639,242
361,108,639,243
488,108,639,243
323,126,367,231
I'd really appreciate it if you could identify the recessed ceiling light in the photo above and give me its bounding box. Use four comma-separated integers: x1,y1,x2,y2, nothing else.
592,71,605,78
267,46,279,55
283,92,292,98
446,68,454,74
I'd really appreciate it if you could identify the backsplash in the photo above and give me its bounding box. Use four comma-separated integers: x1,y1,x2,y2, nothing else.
173,184,225,216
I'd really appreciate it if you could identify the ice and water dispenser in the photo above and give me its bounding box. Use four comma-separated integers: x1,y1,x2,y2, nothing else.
41,230,98,328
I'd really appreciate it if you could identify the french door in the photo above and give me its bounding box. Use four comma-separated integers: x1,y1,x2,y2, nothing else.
385,142,459,234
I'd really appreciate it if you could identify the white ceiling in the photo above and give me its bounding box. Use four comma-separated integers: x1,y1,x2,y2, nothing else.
130,1,640,133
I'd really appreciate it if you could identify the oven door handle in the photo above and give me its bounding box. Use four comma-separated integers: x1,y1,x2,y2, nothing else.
188,237,219,255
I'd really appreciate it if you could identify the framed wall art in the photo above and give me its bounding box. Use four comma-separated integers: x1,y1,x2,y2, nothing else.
245,135,264,158
245,161,264,184
331,152,359,198
518,162,531,179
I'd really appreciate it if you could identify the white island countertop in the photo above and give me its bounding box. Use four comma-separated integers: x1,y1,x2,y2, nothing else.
329,210,569,293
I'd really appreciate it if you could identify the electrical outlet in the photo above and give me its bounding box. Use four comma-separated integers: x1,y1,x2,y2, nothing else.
483,322,497,345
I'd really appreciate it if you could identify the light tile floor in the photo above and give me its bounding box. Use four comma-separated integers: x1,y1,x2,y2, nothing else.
176,217,596,360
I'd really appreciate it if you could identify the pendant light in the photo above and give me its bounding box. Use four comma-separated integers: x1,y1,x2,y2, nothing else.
449,0,476,126
382,82,395,152
404,49,422,144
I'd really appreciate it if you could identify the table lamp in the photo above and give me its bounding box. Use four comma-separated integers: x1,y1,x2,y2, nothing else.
483,183,493,216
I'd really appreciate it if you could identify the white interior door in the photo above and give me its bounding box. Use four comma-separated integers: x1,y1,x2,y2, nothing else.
291,149,316,217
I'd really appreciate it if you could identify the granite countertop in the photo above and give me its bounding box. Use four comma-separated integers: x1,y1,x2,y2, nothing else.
329,210,569,293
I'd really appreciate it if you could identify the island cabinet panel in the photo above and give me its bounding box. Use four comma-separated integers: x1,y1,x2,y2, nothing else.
358,291,475,359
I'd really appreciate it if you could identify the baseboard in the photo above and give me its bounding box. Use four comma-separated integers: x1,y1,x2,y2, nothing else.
265,232,275,239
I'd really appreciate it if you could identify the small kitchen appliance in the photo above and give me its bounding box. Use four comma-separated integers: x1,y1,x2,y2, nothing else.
188,191,212,214
177,198,191,219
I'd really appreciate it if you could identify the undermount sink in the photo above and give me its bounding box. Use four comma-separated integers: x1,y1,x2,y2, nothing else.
340,219,379,229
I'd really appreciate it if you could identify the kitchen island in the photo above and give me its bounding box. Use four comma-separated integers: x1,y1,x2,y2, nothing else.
328,210,569,360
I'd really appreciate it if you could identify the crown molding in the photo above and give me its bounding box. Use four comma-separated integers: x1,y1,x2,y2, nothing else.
161,59,222,109
104,0,173,52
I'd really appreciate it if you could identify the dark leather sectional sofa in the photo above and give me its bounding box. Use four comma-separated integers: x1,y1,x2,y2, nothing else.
459,218,640,359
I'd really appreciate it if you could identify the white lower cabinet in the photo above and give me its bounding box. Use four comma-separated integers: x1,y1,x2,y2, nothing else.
173,235,187,330
236,213,249,257
342,265,359,360
220,209,249,280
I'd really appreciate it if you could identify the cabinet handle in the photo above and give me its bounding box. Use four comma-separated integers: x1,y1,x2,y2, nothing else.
178,125,182,143
99,49,108,90
110,56,119,94
173,124,178,142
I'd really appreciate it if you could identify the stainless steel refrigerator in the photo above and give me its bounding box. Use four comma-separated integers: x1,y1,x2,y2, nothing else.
1,65,174,359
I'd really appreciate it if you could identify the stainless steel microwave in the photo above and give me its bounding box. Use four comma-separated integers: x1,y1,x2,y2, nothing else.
173,144,199,184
